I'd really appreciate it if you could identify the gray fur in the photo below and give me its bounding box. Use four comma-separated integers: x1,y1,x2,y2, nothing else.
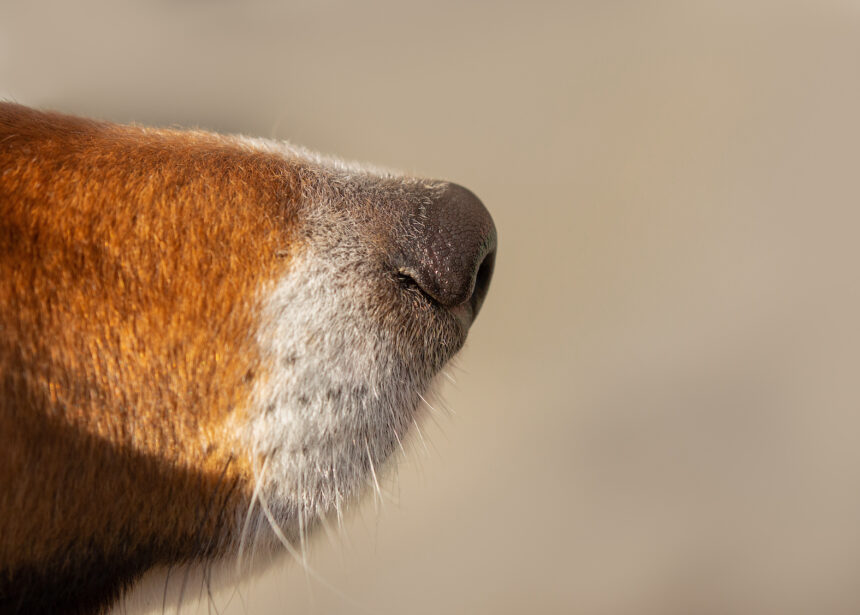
236,141,466,556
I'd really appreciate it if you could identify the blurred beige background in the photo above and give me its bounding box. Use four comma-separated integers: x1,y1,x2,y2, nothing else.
4,1,860,613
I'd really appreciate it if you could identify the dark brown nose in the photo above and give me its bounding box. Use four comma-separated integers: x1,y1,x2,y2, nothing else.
397,183,497,322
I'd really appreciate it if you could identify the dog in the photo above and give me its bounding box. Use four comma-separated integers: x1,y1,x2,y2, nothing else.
0,103,496,614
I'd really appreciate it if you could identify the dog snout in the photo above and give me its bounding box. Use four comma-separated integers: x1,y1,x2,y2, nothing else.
397,183,497,323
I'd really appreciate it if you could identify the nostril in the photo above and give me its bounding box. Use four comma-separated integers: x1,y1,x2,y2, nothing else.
396,269,424,294
470,248,495,319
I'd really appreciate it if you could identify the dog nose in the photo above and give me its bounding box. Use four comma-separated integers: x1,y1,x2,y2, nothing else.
397,183,497,322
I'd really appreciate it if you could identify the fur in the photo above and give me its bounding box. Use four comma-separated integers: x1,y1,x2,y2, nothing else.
0,103,480,614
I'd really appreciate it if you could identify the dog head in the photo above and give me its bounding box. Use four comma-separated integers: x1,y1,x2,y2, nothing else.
0,103,495,613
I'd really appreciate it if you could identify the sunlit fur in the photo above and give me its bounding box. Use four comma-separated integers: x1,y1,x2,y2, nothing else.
0,104,470,614
240,160,464,552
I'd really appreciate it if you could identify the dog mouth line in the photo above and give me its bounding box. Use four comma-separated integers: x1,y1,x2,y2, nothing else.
394,269,473,340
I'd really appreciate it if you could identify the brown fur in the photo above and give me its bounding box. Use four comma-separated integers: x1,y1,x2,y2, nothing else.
0,104,300,613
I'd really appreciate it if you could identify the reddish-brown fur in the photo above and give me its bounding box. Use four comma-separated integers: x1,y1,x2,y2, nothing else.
0,104,301,613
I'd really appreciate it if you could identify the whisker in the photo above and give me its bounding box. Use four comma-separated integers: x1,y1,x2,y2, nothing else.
236,455,268,575
416,392,441,415
204,563,220,615
236,586,249,615
219,582,239,614
175,456,234,614
316,503,339,548
332,451,345,534
161,565,173,615
392,425,407,458
384,398,407,460
257,485,377,614
172,564,189,615
296,474,313,599
255,489,315,583
364,438,383,508
447,359,469,376
432,389,456,415
411,417,429,455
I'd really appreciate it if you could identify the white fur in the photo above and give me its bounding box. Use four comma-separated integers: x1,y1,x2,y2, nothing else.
231,144,463,560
